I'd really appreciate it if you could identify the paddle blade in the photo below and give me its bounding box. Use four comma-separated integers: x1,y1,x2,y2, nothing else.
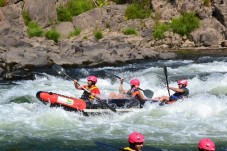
110,77,117,84
52,64,66,75
52,64,73,80
143,89,154,98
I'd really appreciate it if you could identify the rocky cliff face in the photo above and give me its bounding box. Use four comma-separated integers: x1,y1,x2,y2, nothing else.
0,0,227,80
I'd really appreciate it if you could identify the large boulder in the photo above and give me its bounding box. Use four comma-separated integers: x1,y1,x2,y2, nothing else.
55,22,74,39
0,4,27,50
190,18,225,46
72,5,127,33
24,0,57,27
1,4,23,29
72,7,106,33
0,8,5,21
4,47,49,67
191,27,223,46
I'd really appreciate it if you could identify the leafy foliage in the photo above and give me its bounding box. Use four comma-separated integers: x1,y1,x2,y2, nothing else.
153,23,170,39
57,6,72,22
125,3,151,19
203,0,211,6
94,31,103,39
45,28,60,42
123,27,137,35
0,0,8,7
112,0,128,4
28,21,43,37
94,0,112,7
171,12,200,36
67,0,94,16
22,11,32,26
0,0,4,7
56,0,94,22
69,27,81,38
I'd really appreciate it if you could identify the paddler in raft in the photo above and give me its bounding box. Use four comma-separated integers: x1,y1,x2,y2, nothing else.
74,76,101,107
153,79,189,104
108,78,149,107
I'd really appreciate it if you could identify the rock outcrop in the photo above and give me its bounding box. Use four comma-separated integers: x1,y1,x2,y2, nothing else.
0,0,227,80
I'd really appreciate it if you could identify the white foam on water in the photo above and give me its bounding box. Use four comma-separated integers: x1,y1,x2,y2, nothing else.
0,59,227,145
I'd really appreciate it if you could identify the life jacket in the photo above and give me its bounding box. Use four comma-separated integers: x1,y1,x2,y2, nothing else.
120,147,133,151
169,87,189,101
80,85,99,101
127,87,140,100
126,87,144,108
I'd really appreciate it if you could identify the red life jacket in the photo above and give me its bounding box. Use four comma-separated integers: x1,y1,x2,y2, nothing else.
81,85,99,100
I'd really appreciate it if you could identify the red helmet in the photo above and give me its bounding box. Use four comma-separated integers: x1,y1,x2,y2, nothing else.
177,79,188,86
198,138,215,151
130,79,140,86
128,132,145,144
87,76,98,83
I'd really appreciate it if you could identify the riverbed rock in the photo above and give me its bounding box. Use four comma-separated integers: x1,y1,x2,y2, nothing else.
221,40,227,47
55,22,74,39
23,0,57,28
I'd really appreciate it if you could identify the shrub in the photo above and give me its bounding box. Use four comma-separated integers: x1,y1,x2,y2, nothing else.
203,0,211,6
125,3,151,19
83,36,88,39
69,27,81,38
0,0,4,7
45,28,60,42
57,5,72,22
132,0,151,6
94,0,111,7
123,27,137,35
0,0,8,7
94,31,103,40
171,12,200,36
22,11,32,26
28,21,43,37
153,12,162,22
153,23,170,39
112,0,128,4
67,0,94,16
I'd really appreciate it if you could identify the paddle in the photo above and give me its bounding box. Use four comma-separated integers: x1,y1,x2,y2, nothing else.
163,65,170,96
104,70,154,98
52,64,117,113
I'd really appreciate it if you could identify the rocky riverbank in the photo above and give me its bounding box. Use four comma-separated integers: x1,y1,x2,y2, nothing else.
0,0,227,80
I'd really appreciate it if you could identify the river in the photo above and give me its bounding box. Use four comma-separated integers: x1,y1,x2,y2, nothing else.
0,56,227,151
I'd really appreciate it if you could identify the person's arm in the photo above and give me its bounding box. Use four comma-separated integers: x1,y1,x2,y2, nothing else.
74,80,83,90
138,90,146,100
168,86,184,93
119,78,125,94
